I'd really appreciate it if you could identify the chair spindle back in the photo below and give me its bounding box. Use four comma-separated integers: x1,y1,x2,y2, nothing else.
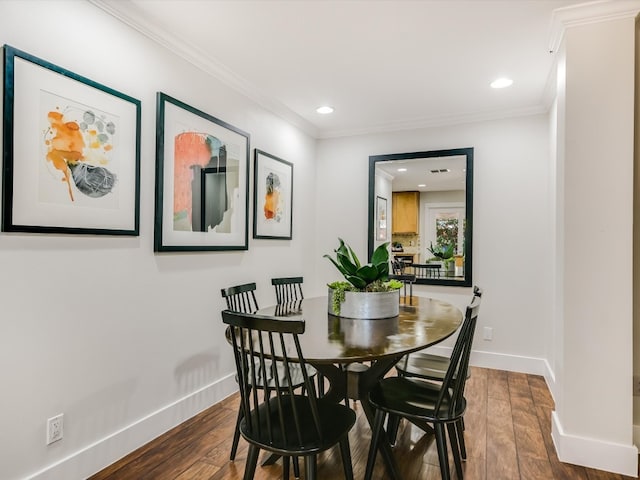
221,282,259,313
271,277,304,304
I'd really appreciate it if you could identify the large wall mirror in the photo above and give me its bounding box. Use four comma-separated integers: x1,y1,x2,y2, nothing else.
368,147,473,287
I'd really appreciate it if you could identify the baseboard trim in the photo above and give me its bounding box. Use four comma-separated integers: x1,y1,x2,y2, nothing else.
24,374,238,480
427,345,550,376
552,411,639,477
634,424,640,452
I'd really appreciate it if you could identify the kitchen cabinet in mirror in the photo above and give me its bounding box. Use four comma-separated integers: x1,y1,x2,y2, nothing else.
368,148,473,287
392,191,419,234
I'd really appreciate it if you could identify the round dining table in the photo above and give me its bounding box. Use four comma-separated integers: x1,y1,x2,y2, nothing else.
256,295,463,480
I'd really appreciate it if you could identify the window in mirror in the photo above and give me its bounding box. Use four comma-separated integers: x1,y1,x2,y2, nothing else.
434,211,462,252
368,148,473,287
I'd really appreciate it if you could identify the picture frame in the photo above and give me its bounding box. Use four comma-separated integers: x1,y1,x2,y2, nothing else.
2,45,141,235
376,196,387,241
253,149,293,240
154,92,250,252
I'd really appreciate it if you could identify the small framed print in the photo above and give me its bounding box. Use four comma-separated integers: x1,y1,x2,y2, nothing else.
253,149,293,240
2,45,141,235
376,196,388,241
154,92,250,252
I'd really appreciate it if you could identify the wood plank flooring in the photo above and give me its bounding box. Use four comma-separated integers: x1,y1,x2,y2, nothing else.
89,367,636,479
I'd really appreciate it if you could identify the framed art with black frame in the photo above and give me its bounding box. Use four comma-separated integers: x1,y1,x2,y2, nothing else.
154,92,250,252
2,45,141,235
253,149,293,240
376,195,387,241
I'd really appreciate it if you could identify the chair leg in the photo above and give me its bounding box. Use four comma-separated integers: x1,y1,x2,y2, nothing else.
435,423,451,480
338,436,354,480
364,409,387,480
386,413,401,446
243,444,260,480
447,422,464,479
282,456,290,479
304,454,317,480
292,456,300,478
230,407,243,460
456,418,467,459
317,372,325,397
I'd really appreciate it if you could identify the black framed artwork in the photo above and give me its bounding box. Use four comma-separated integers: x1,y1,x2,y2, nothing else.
154,92,250,252
376,195,387,241
253,149,293,240
2,45,141,235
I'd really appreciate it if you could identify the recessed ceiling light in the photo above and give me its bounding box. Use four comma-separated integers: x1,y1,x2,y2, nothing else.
491,77,513,89
316,106,334,114
418,184,426,187
397,168,407,172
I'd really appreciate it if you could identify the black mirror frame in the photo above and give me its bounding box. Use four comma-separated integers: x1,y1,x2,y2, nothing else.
368,147,474,287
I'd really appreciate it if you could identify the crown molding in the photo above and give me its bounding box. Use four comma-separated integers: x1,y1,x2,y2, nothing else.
548,0,640,54
88,0,319,138
317,105,549,140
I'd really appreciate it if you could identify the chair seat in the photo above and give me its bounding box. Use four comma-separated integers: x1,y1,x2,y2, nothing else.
395,351,470,381
369,376,466,422
241,395,356,455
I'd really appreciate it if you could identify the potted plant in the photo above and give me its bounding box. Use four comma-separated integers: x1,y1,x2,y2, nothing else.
427,242,455,274
324,238,402,318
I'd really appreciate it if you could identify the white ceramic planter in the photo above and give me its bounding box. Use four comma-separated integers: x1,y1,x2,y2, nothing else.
327,288,400,319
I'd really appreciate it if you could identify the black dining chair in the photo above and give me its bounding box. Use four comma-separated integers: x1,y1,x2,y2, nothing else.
271,276,329,397
395,286,482,381
221,283,262,463
389,286,482,453
271,276,304,304
365,294,481,480
222,309,356,480
222,282,260,315
221,282,315,475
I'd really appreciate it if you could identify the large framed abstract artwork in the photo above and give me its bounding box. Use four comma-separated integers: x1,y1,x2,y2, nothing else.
154,92,250,252
2,45,141,235
253,149,293,240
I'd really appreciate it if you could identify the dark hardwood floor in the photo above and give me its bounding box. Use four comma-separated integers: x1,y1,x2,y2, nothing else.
89,367,636,479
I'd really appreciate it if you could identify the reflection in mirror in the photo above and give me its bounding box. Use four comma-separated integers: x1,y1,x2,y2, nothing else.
368,148,473,287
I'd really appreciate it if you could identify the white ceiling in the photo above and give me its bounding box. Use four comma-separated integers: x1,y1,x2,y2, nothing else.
377,155,467,192
94,0,591,138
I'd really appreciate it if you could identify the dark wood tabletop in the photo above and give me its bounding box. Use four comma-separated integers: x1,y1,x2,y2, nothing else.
256,295,463,365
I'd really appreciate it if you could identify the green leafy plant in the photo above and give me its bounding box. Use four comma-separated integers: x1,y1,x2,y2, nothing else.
427,241,455,269
324,239,401,314
427,242,454,260
324,238,391,289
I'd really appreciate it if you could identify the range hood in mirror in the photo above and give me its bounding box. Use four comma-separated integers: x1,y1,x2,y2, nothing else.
368,147,474,287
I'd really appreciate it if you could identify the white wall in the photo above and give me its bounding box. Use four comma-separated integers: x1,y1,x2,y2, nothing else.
0,2,317,479
551,16,637,476
315,115,554,370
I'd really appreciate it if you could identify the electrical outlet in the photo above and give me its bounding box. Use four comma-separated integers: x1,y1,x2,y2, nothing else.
634,376,640,396
47,414,63,445
483,327,493,341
